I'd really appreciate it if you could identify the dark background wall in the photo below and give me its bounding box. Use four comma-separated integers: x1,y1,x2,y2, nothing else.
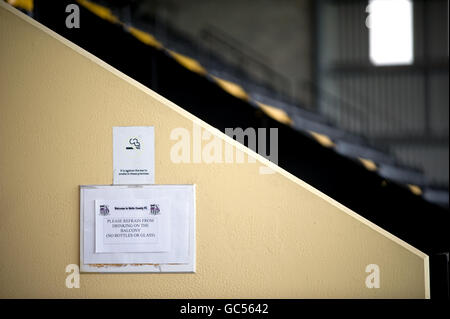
316,0,449,187
135,0,313,103
129,0,448,188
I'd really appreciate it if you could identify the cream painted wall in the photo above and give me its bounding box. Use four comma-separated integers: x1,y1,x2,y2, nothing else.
0,3,429,298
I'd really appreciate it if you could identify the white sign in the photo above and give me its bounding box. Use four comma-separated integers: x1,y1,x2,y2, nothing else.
95,199,171,253
113,126,155,184
80,185,196,273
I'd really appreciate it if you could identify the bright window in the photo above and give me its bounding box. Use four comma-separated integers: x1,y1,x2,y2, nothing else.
367,0,414,65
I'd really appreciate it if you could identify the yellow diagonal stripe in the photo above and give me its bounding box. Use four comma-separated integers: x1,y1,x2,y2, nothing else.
257,102,293,126
308,131,335,148
7,0,33,11
358,157,377,171
168,50,206,75
77,0,119,24
408,184,423,196
127,26,162,49
212,76,249,101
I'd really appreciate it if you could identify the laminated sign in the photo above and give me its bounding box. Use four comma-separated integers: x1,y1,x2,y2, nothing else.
80,185,196,273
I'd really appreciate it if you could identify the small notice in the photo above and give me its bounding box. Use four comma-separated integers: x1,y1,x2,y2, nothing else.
113,126,155,184
95,199,170,253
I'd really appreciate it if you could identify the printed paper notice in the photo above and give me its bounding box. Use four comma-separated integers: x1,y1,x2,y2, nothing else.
113,126,155,184
95,199,170,253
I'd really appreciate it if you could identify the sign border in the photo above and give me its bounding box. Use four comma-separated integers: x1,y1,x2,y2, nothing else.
80,184,196,273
